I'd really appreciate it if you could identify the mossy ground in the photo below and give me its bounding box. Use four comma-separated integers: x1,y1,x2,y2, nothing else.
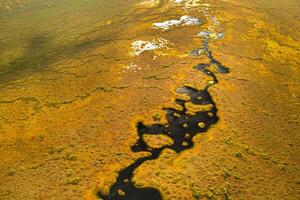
0,0,299,199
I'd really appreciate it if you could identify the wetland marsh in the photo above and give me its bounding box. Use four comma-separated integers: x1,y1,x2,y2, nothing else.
0,0,299,199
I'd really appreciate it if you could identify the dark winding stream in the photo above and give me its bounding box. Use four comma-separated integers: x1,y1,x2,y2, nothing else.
97,37,230,200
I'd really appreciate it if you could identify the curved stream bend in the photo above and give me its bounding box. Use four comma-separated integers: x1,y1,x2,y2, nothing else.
97,35,230,200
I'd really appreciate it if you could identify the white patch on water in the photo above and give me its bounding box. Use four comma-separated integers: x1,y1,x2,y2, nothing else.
153,15,201,30
165,1,225,41
172,0,184,3
131,38,170,55
197,30,224,40
123,62,141,71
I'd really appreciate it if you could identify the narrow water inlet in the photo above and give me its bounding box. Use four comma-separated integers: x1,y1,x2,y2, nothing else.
96,36,230,199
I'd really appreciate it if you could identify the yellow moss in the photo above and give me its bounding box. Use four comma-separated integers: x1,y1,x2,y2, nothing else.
0,1,299,200
95,163,123,196
173,112,181,118
182,141,188,146
198,122,205,128
143,134,173,149
118,189,126,196
176,93,190,101
185,110,196,116
166,102,184,111
185,102,213,113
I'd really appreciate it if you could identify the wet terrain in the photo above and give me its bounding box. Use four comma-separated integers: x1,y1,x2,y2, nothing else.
97,17,230,198
0,0,299,200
